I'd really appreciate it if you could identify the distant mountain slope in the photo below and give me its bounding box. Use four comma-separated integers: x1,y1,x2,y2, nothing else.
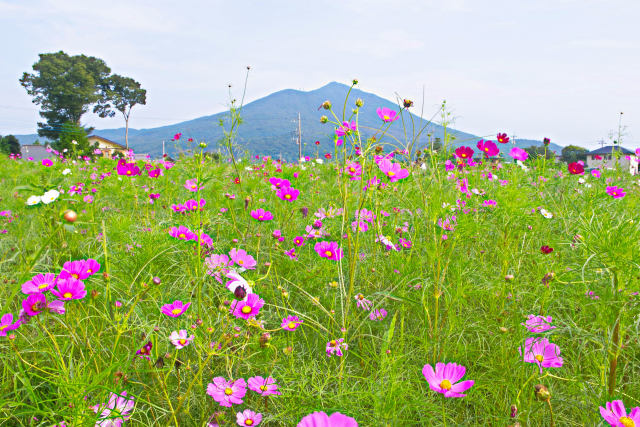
13,82,562,159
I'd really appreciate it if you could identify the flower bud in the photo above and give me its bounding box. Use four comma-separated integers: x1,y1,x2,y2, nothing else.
510,404,518,418
199,142,207,148
543,137,551,146
403,99,414,108
352,79,358,85
320,115,328,124
505,274,515,281
355,98,364,107
63,209,78,223
322,100,332,110
534,384,551,401
152,277,161,285
259,332,271,347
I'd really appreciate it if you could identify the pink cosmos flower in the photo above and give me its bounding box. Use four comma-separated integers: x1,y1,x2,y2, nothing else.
520,337,563,373
148,168,162,178
376,107,399,123
482,200,497,207
369,308,387,321
422,362,475,398
230,293,265,319
116,161,141,176
600,400,640,427
169,225,197,240
22,293,48,316
21,273,57,294
236,409,262,426
184,178,199,192
455,146,474,159
477,139,499,157
250,209,273,221
229,248,257,270
42,159,53,167
248,376,282,396
205,254,231,274
169,329,194,349
50,277,86,300
335,121,357,137
497,132,510,144
297,412,357,427
293,236,305,246
354,293,372,310
161,300,191,317
377,159,409,182
522,315,555,333
135,341,152,359
276,186,300,202
173,133,182,141
59,259,100,281
0,313,21,336
326,338,348,357
591,169,601,178
281,315,303,331
345,162,362,180
314,241,343,261
606,186,626,199
509,147,528,162
445,160,455,171
207,377,247,407
268,177,290,190
92,391,135,426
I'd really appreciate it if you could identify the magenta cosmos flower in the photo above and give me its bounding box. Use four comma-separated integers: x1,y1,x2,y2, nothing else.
250,209,273,221
92,391,135,426
184,178,199,192
229,248,257,270
248,376,281,396
50,277,87,300
606,186,626,199
298,411,357,427
276,186,300,202
422,362,475,398
326,338,348,357
135,341,152,360
161,300,191,317
169,225,197,240
236,409,262,426
335,121,357,137
314,241,343,261
116,161,141,176
21,273,57,294
22,293,48,316
377,158,409,182
169,330,194,349
207,377,247,407
522,315,555,333
455,146,474,159
520,337,563,373
376,107,399,123
268,177,291,190
60,259,100,280
497,132,510,144
230,293,264,319
42,159,53,167
477,139,499,157
0,313,21,336
345,162,362,179
509,147,528,162
281,315,303,331
600,400,640,427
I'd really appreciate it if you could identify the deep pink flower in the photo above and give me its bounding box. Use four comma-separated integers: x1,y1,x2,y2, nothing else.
297,411,357,427
522,315,555,333
509,147,528,162
520,337,563,373
377,159,409,182
173,133,182,141
599,400,640,427
335,121,357,137
116,161,141,176
21,273,57,294
281,315,303,331
293,236,305,246
455,146,474,159
229,248,257,270
169,225,197,240
148,168,162,178
169,329,194,349
422,362,475,398
592,169,601,178
50,277,86,300
59,259,100,281
268,177,291,190
135,341,153,359
314,241,343,261
540,245,553,254
161,300,191,317
230,293,264,319
42,159,53,167
250,209,273,221
345,162,362,179
206,377,247,407
248,376,282,396
236,409,262,426
0,313,21,336
497,132,510,144
276,186,300,202
568,162,584,175
184,178,199,192
376,107,399,123
22,293,47,316
326,338,348,357
606,186,626,199
477,139,499,157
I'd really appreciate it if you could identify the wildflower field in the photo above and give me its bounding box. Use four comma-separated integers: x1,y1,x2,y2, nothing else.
1,87,639,426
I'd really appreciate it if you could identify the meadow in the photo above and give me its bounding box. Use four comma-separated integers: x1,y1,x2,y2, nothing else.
0,87,639,426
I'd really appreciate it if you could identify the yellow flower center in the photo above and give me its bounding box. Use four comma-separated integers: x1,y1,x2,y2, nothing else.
285,194,291,199
260,385,268,391
72,274,79,279
0,325,7,331
535,354,544,362
179,339,186,345
258,215,264,219
238,259,244,265
440,379,452,390
388,171,395,176
87,269,92,274
63,292,73,298
191,185,197,189
287,322,297,329
241,306,252,314
324,250,332,257
126,170,131,175
178,233,185,239
383,115,390,121
38,283,49,290
329,340,337,346
620,417,635,427
224,387,233,395
349,167,355,172
245,420,254,426
171,308,182,315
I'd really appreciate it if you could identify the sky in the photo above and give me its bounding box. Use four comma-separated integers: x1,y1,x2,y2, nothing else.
1,0,638,149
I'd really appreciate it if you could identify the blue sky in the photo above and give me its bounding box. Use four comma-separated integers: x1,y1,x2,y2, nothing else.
1,0,638,148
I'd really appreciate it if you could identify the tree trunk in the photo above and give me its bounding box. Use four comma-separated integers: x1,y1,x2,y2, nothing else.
125,118,129,150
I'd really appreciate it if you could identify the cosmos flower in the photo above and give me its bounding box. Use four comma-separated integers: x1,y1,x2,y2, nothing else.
0,313,21,336
522,315,556,333
21,273,57,294
281,315,303,331
184,178,199,192
116,161,141,176
92,391,135,427
161,300,191,317
314,241,343,261
229,248,257,270
354,293,372,311
326,338,348,357
335,121,357,137
135,341,153,360
599,400,640,427
248,376,282,396
207,377,247,407
520,337,563,373
169,225,197,240
422,362,475,398
42,159,53,167
269,177,291,190
591,169,601,178
568,162,584,175
22,293,48,316
230,293,264,319
297,412,358,427
540,245,554,254
376,107,399,123
250,209,273,221
276,186,300,202
606,186,626,199
509,147,528,162
293,236,305,246
169,330,195,349
369,309,387,321
345,162,362,179
27,195,41,206
539,208,553,219
41,190,60,205
236,409,262,426
497,133,510,144
50,278,86,301
455,146,474,160
377,159,409,182
477,140,499,157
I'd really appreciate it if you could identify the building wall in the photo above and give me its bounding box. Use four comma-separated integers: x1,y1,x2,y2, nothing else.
586,155,631,170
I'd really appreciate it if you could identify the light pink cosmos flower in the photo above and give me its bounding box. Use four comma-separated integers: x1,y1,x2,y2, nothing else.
326,338,348,357
21,273,57,294
229,248,257,270
248,376,282,396
92,391,135,426
184,178,199,192
369,308,387,321
354,293,372,311
236,409,262,426
509,147,528,162
297,411,358,427
281,315,303,331
606,186,626,199
276,186,300,202
422,362,475,398
520,337,563,373
591,169,601,178
169,329,194,349
377,158,409,182
206,377,247,407
161,300,191,317
50,277,86,300
205,254,231,274
522,315,555,333
314,241,343,261
376,107,399,122
250,209,273,221
345,162,362,180
599,400,640,427
335,121,357,137
230,293,264,319
0,313,21,336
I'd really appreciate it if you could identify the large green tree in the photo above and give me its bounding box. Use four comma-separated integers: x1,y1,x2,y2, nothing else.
561,145,589,164
20,51,111,140
93,74,146,149
52,122,93,156
524,145,555,160
0,135,20,155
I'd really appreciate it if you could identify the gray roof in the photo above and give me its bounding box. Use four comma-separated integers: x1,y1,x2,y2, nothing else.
586,145,634,155
20,145,54,162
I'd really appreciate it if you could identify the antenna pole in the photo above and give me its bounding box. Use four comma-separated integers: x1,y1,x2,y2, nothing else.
297,112,302,162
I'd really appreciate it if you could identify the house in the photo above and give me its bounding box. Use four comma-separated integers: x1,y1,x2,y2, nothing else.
87,135,129,158
585,146,634,170
20,144,54,162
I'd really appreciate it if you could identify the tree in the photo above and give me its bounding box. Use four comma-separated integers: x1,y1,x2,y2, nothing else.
561,145,588,164
524,145,555,160
0,135,20,155
52,121,93,156
93,74,146,149
20,51,110,140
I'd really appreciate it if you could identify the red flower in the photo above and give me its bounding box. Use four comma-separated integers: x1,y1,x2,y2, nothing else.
595,155,602,160
173,133,182,141
497,133,510,144
540,245,553,254
567,162,584,175
315,141,320,145
324,153,332,159
188,138,193,142
233,177,241,184
455,146,474,159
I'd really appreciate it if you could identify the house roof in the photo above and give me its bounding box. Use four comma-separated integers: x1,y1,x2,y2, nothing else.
586,145,634,155
88,135,127,150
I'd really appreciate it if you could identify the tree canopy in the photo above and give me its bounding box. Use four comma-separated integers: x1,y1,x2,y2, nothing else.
0,135,20,155
561,145,589,164
524,145,555,160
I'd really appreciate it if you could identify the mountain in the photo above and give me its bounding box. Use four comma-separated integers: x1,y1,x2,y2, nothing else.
13,82,562,159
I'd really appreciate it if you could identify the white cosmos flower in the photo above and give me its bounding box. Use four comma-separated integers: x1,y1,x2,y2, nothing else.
315,159,324,164
41,190,60,205
540,208,553,219
62,168,71,175
578,178,586,184
27,195,41,206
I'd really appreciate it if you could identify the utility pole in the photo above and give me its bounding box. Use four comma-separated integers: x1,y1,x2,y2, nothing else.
162,140,165,157
598,139,606,148
297,112,302,162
